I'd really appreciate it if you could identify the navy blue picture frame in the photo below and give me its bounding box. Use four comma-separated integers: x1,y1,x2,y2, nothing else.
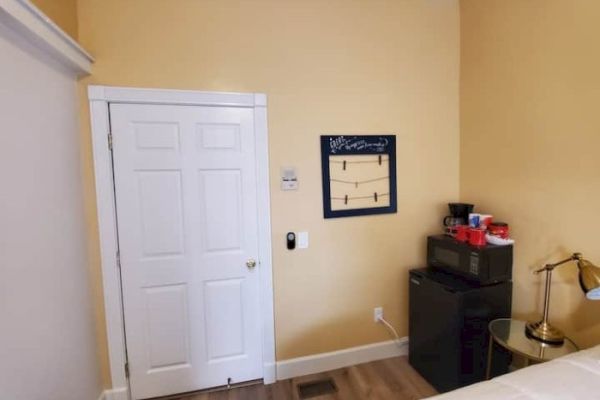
321,135,397,219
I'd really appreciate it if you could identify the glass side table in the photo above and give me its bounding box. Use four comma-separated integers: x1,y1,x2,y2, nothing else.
486,318,579,379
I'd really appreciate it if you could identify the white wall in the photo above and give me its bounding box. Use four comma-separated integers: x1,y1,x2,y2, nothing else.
0,21,101,400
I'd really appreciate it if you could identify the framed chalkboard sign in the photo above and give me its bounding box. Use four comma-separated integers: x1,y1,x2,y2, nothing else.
320,135,397,219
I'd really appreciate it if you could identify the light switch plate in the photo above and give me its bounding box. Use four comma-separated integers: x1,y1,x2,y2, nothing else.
297,231,309,249
281,167,298,191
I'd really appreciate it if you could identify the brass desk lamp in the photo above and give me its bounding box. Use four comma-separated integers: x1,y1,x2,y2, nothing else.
526,253,600,344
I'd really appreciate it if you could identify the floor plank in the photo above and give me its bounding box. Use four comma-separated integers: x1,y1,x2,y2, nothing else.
168,356,437,400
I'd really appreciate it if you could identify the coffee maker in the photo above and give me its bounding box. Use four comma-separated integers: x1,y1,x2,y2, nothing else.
443,203,474,228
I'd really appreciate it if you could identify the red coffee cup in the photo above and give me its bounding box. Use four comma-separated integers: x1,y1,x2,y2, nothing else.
454,225,470,242
469,228,487,246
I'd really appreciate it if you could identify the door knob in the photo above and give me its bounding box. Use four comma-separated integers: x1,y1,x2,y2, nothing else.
246,259,257,269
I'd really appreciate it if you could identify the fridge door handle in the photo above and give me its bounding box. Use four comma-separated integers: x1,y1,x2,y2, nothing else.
410,277,422,285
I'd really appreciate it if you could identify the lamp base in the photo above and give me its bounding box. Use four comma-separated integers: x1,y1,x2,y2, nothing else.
525,320,565,345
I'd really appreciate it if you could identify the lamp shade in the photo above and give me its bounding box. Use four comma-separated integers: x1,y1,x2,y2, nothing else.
577,258,600,300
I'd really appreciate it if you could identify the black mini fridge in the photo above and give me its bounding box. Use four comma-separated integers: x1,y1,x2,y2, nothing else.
409,267,512,393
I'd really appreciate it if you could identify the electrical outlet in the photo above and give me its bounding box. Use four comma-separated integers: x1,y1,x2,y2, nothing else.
374,307,383,322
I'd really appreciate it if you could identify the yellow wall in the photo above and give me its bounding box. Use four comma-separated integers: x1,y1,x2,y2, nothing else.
76,0,460,387
30,0,78,39
460,0,600,348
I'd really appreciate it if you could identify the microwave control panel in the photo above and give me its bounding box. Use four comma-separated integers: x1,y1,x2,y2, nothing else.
469,252,479,275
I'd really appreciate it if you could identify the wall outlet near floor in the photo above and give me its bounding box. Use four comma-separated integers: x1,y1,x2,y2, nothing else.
374,307,383,322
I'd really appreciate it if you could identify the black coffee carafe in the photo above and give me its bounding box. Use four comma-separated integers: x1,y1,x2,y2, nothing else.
443,203,474,227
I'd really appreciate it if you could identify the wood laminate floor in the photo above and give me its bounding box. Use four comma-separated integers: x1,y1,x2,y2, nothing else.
165,356,438,400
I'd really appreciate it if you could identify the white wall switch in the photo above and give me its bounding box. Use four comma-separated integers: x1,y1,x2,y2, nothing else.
297,231,309,249
281,167,298,191
374,307,383,322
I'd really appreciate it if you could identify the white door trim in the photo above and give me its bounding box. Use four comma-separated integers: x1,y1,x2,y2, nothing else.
88,85,275,398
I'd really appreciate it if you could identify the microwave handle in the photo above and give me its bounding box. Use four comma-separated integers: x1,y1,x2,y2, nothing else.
410,275,423,286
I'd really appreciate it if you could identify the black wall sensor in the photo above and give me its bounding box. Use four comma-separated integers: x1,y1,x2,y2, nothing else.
286,232,296,250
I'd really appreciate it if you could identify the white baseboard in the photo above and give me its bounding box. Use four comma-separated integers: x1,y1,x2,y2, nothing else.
263,361,277,384
276,337,408,380
98,387,129,400
94,340,408,395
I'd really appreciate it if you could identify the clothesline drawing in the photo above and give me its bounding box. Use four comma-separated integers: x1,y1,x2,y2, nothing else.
331,192,390,205
321,135,396,218
330,176,389,187
330,155,389,170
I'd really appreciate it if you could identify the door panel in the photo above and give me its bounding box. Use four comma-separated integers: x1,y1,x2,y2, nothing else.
197,124,240,150
144,284,190,369
134,122,180,150
199,169,243,252
110,103,262,399
137,170,184,256
204,278,245,360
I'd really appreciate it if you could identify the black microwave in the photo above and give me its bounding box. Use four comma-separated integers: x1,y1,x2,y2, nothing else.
427,235,512,285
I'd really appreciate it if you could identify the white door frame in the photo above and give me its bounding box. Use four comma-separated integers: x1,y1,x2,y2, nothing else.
88,85,276,400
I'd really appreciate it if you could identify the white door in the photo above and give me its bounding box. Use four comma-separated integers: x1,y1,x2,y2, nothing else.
110,103,263,399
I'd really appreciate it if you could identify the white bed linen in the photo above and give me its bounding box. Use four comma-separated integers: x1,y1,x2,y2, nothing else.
427,345,600,400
